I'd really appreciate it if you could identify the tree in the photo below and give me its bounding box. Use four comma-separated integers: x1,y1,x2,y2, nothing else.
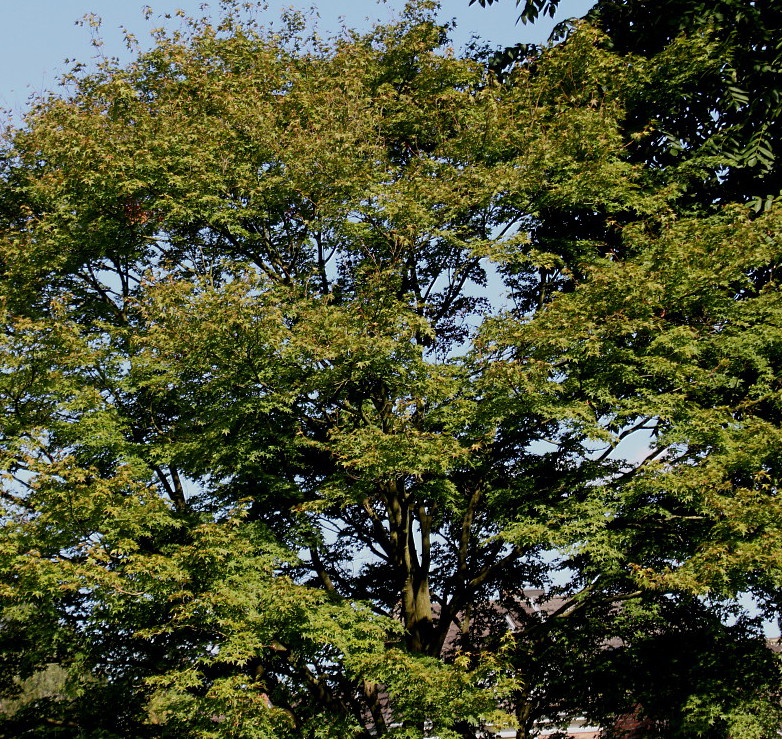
472,0,782,209
0,2,779,737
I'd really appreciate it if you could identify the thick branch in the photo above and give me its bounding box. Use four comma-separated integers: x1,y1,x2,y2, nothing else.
151,464,187,512
308,545,337,594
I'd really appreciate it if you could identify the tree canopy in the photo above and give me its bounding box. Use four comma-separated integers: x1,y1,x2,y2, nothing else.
0,1,780,737
474,0,782,209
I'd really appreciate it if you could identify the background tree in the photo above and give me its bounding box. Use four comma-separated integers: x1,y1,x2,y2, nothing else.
0,1,779,738
470,0,782,733
472,0,782,209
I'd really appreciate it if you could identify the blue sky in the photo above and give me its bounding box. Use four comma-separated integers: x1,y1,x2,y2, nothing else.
0,0,594,117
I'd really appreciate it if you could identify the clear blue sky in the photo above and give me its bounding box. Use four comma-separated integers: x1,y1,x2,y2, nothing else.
0,0,594,117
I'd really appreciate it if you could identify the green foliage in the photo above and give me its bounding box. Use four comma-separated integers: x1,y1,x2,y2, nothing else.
477,0,782,208
0,1,780,737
